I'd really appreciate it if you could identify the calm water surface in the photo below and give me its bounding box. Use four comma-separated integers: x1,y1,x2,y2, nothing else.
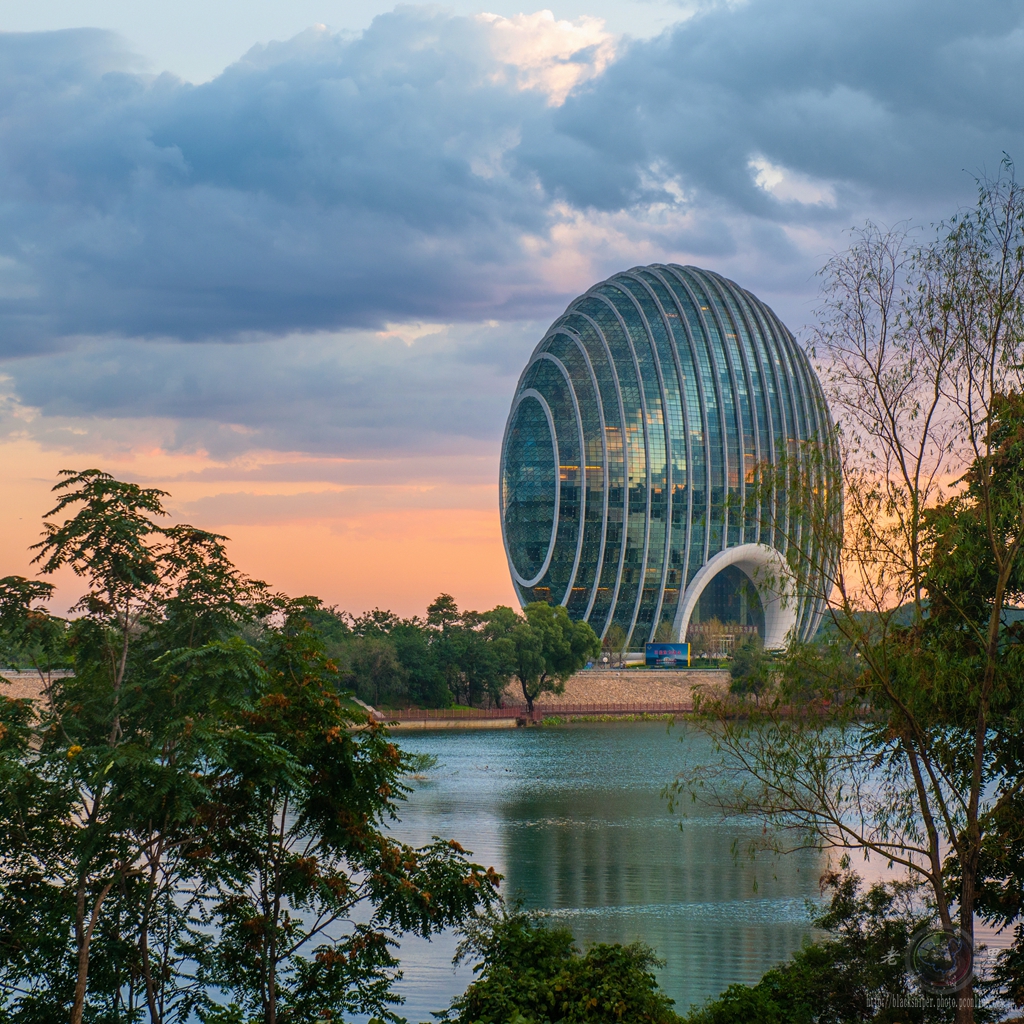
386,722,826,1021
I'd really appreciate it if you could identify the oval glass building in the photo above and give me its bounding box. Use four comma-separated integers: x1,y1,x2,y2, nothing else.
499,264,839,649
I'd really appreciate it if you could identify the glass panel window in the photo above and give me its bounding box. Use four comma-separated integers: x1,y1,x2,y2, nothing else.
502,395,557,583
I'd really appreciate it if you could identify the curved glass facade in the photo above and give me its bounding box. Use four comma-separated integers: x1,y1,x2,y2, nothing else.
499,264,840,646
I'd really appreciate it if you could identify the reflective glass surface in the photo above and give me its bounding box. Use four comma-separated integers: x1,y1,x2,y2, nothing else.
544,333,605,618
501,395,557,585
577,295,647,640
618,275,688,638
500,265,840,645
521,358,584,605
561,312,625,638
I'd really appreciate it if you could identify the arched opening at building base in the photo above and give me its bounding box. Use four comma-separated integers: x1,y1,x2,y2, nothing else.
674,544,798,651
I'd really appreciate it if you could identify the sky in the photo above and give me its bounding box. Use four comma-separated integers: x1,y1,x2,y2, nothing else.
1,0,1023,617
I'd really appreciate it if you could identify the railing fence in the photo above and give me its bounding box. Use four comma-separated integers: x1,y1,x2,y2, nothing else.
371,702,694,722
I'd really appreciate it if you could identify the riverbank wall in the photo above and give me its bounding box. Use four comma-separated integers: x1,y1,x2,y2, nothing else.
0,672,69,701
386,717,520,730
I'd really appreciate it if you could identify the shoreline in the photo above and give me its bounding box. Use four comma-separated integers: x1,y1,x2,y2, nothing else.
382,711,692,730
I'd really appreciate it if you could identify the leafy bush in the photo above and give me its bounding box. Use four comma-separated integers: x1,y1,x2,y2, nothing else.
727,635,770,700
437,906,681,1024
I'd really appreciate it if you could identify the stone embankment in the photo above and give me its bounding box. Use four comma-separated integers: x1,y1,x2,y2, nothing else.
0,672,65,702
502,668,728,708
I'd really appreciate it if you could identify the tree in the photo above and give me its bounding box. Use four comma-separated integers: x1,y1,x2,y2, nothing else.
192,601,500,1024
653,621,675,643
422,595,520,708
438,906,680,1024
3,469,270,1024
0,576,67,700
347,605,451,708
388,617,451,707
603,623,627,667
500,602,600,713
727,635,770,703
347,634,408,707
674,166,1024,1024
0,471,501,1023
301,596,522,710
689,617,727,662
462,607,519,708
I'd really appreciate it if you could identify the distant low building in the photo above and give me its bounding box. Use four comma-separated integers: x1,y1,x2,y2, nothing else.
499,264,840,649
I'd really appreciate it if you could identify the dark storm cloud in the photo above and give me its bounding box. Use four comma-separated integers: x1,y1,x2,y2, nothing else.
0,0,1023,455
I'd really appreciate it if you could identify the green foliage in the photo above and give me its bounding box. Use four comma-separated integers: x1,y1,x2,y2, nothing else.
653,621,675,643
0,471,501,1024
190,602,501,1024
276,594,600,712
684,169,1024,1023
498,602,601,712
0,575,67,684
438,906,680,1024
774,635,861,704
683,872,996,1024
970,781,1024,1007
727,635,770,701
348,633,409,706
389,617,452,708
930,397,1024,1004
334,596,601,712
303,594,525,709
424,595,516,709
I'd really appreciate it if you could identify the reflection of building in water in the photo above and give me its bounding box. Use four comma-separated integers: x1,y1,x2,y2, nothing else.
499,780,825,1010
388,726,831,1017
500,264,841,650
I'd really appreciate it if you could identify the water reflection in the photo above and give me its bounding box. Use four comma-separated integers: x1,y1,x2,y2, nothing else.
386,722,825,1021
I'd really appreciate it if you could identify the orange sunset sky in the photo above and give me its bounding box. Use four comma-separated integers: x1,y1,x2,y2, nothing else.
0,433,518,620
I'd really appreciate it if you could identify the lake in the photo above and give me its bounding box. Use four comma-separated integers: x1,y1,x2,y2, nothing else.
385,721,826,1021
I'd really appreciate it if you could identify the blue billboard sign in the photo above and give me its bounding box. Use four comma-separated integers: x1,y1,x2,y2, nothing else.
645,642,690,667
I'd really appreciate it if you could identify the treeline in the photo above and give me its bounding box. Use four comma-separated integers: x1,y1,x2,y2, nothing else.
304,596,527,709
281,596,600,712
3,585,600,715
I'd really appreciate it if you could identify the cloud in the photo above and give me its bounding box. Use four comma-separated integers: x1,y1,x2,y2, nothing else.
1,321,542,458
478,10,615,106
179,482,496,526
0,0,1023,447
1,0,1022,615
0,15,570,353
541,0,1024,218
748,156,835,207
